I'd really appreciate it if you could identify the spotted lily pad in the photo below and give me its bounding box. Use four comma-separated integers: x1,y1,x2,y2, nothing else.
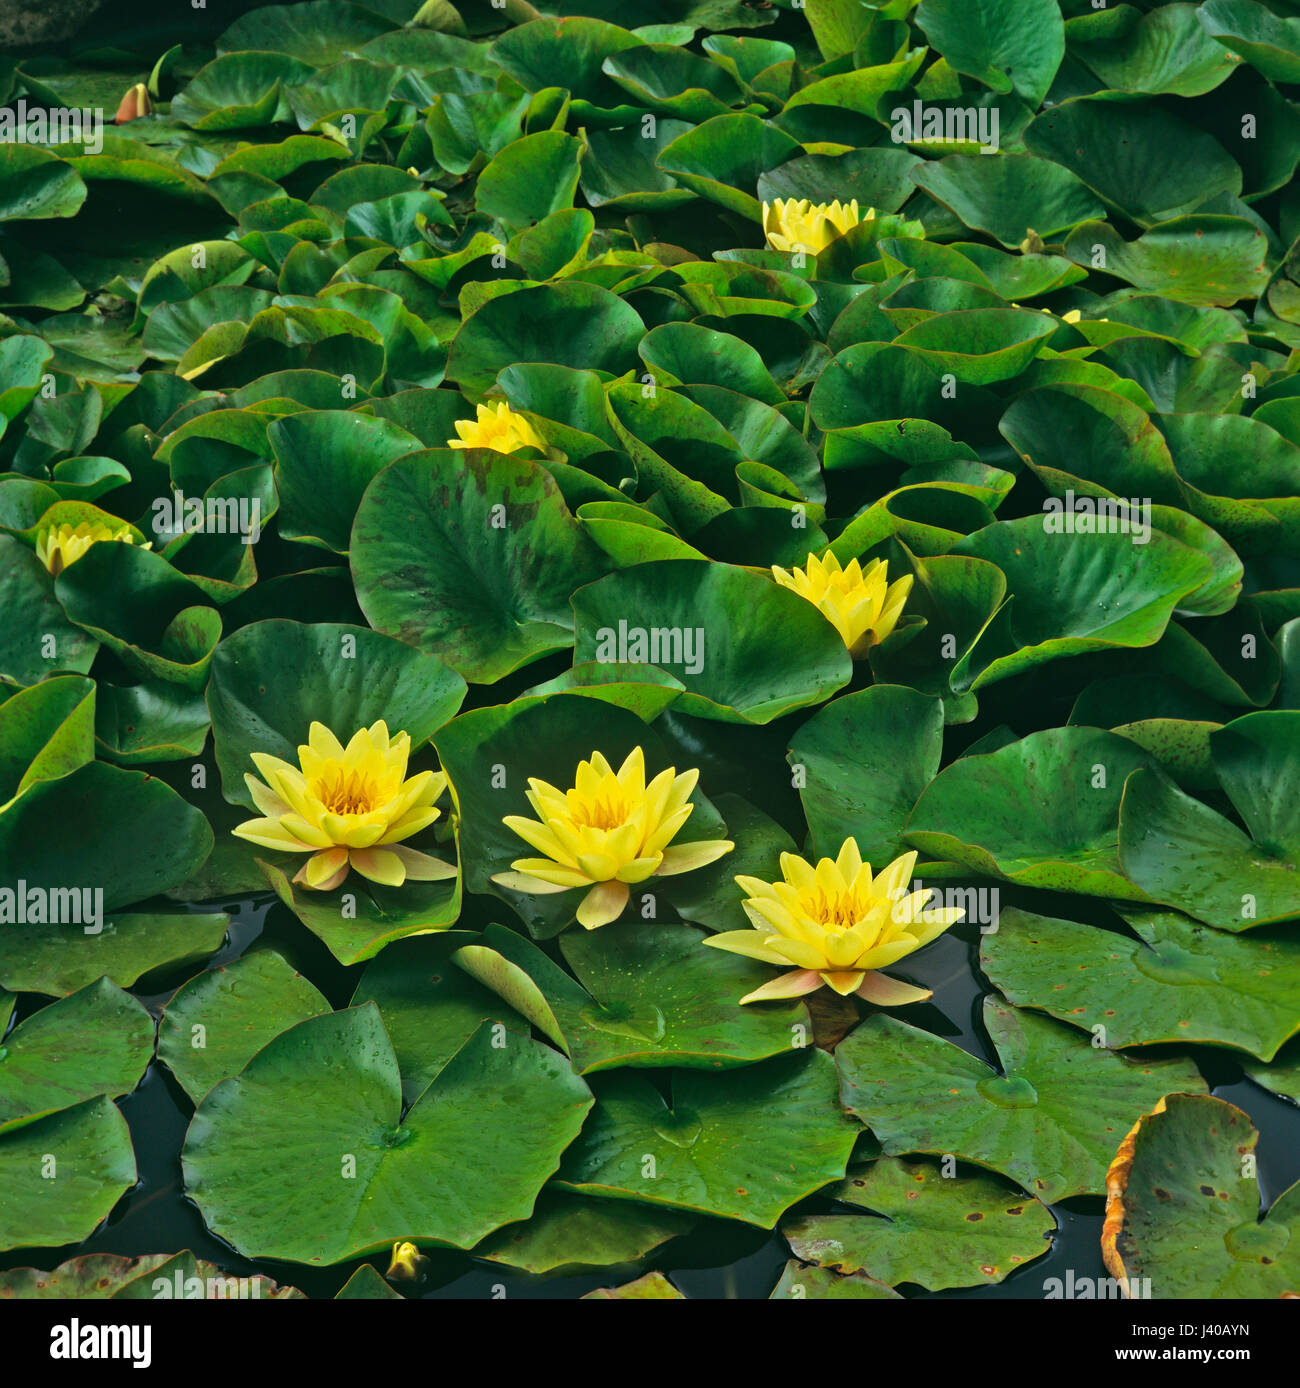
1102,1093,1300,1297
784,1156,1054,1289
837,997,1206,1202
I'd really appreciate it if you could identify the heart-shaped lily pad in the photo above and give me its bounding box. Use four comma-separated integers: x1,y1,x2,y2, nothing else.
784,1156,1054,1289
982,907,1300,1061
206,618,465,810
351,448,606,684
837,997,1206,1202
1118,711,1300,931
554,1049,858,1227
182,1006,592,1264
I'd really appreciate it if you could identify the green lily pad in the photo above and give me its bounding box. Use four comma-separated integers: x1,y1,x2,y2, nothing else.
1074,2,1237,95
0,1097,136,1253
910,154,1104,249
982,906,1300,1060
455,920,807,1074
1118,758,1300,934
0,673,94,811
351,449,606,684
476,130,584,228
206,618,466,810
158,949,331,1105
269,410,421,554
554,1050,859,1227
351,931,530,1103
916,0,1063,104
182,1007,592,1264
572,559,851,723
951,517,1214,691
1025,99,1240,225
1102,1093,1300,1297
55,543,221,692
0,760,213,912
784,1156,1054,1289
905,726,1157,899
655,113,801,221
259,858,461,967
446,282,644,399
1198,0,1300,83
0,978,154,1134
1063,218,1269,307
0,535,99,687
788,684,943,864
0,911,228,998
476,1190,694,1274
335,1264,401,1299
837,997,1206,1202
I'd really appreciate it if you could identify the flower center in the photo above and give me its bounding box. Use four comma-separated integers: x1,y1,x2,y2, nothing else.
805,886,863,929
314,767,378,816
571,787,631,832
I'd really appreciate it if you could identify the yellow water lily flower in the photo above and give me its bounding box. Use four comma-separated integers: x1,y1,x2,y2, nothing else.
704,841,965,1005
447,401,546,454
762,198,867,254
771,551,912,656
231,720,456,892
35,522,149,577
492,746,734,930
385,1240,428,1282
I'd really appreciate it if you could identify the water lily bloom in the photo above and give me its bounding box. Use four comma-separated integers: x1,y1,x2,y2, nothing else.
492,746,734,930
762,198,867,254
704,841,965,1005
35,522,149,577
385,1241,427,1281
447,401,545,454
231,720,456,892
771,550,912,656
